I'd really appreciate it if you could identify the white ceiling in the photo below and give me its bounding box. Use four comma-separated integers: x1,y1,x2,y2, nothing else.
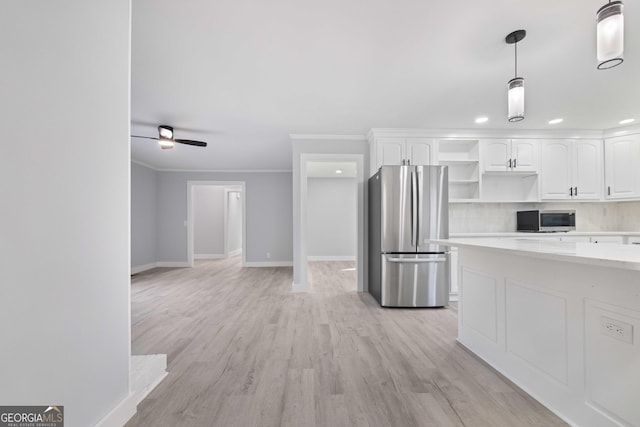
131,0,640,171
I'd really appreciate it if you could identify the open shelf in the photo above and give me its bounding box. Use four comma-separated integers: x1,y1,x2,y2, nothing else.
450,179,480,184
438,139,481,202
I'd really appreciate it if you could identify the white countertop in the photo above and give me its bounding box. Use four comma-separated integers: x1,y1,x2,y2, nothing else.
451,231,640,238
430,237,640,271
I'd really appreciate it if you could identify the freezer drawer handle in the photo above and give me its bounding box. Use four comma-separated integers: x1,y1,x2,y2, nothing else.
386,257,447,263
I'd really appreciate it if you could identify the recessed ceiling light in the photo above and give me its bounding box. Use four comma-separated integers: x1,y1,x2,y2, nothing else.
548,118,563,124
619,118,635,125
475,117,489,124
335,169,343,174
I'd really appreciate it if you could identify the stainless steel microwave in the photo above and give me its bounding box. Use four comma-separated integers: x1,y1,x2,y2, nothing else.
516,210,576,232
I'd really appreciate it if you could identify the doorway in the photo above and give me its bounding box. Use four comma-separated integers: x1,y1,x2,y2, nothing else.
187,181,246,267
306,161,358,292
297,153,365,293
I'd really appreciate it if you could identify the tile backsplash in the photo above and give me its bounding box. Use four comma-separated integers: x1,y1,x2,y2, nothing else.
449,202,640,233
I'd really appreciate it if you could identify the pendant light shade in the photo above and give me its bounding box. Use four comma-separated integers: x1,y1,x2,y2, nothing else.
506,30,526,122
508,77,525,122
597,1,624,69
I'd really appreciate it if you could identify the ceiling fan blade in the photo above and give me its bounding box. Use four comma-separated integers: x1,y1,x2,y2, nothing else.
131,135,159,141
175,139,207,147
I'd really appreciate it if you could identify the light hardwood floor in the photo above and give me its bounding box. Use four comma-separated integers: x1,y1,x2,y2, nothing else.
125,258,566,427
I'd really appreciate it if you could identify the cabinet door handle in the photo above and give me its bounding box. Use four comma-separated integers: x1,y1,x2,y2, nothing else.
570,187,573,196
513,158,517,168
608,186,611,196
574,187,578,196
508,158,512,168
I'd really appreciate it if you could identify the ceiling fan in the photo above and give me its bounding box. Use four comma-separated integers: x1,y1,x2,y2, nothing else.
131,125,208,149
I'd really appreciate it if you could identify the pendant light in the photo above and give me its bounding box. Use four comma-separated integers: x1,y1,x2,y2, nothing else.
597,1,624,69
506,30,526,122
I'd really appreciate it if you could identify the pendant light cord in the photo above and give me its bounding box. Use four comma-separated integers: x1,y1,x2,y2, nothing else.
514,41,518,78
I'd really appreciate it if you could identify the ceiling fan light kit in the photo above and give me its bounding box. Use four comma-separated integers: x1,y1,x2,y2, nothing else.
597,0,624,69
506,29,526,122
158,125,174,139
131,125,208,149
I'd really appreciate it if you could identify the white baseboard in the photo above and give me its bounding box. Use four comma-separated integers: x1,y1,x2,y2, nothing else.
292,282,308,293
307,256,356,261
96,354,168,427
244,261,293,267
93,393,137,427
228,248,242,257
131,263,157,275
156,261,189,268
130,354,168,405
194,254,225,259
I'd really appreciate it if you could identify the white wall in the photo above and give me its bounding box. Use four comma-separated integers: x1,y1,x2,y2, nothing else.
307,178,357,259
193,186,225,256
132,162,157,268
156,171,292,264
0,2,131,427
227,191,243,253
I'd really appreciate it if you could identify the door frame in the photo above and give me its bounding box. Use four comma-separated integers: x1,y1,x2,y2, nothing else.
187,181,246,267
299,154,365,292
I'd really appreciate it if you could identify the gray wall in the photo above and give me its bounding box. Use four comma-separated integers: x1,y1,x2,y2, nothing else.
0,2,130,426
308,178,357,259
156,171,292,264
228,191,243,253
132,162,157,268
193,185,225,255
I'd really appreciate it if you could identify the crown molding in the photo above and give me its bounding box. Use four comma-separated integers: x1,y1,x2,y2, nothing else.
368,127,605,140
130,160,291,173
131,159,159,170
603,123,640,138
159,168,292,173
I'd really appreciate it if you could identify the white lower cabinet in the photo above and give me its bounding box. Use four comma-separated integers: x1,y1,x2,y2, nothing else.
449,248,458,301
591,235,624,244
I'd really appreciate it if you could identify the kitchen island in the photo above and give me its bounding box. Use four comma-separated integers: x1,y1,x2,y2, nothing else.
431,238,640,427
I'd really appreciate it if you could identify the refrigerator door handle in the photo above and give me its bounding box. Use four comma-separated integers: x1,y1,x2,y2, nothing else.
386,257,447,263
416,167,423,249
411,169,418,247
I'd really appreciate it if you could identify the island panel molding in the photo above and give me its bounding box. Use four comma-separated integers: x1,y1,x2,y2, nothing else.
452,240,640,427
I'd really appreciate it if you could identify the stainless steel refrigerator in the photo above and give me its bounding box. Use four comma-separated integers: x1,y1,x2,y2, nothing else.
368,165,450,307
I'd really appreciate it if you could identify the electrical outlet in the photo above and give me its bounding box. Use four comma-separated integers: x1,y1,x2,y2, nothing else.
266,252,271,259
600,316,633,344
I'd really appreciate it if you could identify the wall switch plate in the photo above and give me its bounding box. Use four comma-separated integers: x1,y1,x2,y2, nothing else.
600,316,633,344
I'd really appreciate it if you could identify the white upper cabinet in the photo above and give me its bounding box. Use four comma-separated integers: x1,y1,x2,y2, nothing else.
604,135,640,199
541,140,602,200
376,137,404,167
483,139,511,171
573,140,603,200
540,141,572,199
406,139,434,166
482,139,538,173
372,137,436,173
